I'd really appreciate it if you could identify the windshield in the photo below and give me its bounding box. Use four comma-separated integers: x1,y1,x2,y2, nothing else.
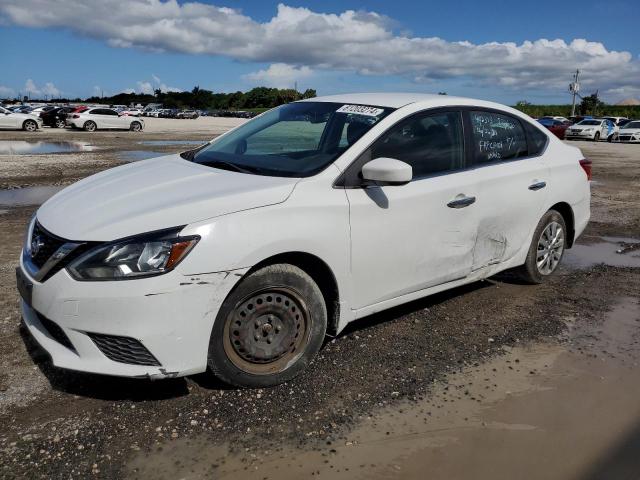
190,101,394,177
623,121,640,129
578,120,600,126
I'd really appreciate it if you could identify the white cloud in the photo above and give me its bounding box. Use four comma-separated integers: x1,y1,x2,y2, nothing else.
0,85,16,97
136,81,154,95
121,88,136,94
1,1,639,97
244,63,313,88
136,75,181,94
23,78,61,97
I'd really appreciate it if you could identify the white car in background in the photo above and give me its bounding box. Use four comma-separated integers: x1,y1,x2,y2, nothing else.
67,107,144,132
616,120,640,143
122,108,143,117
17,93,591,387
0,106,43,131
565,118,617,142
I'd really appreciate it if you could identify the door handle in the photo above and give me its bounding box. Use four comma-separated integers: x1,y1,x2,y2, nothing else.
447,195,476,209
528,181,547,191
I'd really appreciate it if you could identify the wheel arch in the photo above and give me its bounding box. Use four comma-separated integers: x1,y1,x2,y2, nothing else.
243,251,341,336
22,119,37,130
549,202,575,247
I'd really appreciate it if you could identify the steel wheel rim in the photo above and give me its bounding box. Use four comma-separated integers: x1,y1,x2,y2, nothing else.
223,286,310,375
536,221,564,275
25,121,36,131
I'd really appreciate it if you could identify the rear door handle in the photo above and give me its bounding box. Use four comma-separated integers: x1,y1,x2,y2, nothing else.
528,181,547,191
447,195,476,209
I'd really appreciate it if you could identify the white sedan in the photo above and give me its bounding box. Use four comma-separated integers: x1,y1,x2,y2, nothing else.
616,120,640,143
0,106,43,131
67,107,144,132
17,93,590,387
565,118,617,141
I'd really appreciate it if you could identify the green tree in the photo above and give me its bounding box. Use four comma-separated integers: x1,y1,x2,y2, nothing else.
580,93,605,116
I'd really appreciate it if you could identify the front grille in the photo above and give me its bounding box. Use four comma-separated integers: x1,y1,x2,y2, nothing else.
619,135,632,141
88,333,161,366
36,312,76,352
30,222,65,269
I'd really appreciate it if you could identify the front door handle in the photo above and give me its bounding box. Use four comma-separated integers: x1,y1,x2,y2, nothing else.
528,181,547,191
447,195,476,209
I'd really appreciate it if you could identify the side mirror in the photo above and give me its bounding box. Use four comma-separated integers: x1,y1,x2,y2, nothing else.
361,157,412,186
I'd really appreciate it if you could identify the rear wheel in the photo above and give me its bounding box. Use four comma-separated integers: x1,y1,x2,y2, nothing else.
83,121,97,132
593,131,600,142
514,210,567,284
208,264,327,387
22,120,37,132
54,118,66,128
130,121,142,132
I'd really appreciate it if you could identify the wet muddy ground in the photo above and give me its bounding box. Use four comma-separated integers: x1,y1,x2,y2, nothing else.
0,124,639,479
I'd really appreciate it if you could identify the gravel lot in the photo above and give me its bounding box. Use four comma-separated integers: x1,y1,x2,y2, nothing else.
0,120,639,479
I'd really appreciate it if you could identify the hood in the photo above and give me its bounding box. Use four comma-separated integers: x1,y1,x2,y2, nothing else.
571,124,598,130
37,154,299,241
620,128,640,134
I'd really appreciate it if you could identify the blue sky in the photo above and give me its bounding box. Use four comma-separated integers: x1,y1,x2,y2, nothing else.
1,0,639,104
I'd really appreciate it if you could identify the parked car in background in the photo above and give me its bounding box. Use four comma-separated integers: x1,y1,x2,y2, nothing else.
67,107,144,132
565,118,617,142
122,108,143,117
65,106,89,122
177,110,199,119
30,105,57,116
17,93,591,387
40,107,72,128
602,116,629,126
538,118,570,139
539,115,570,124
618,119,633,128
616,120,640,143
0,105,43,131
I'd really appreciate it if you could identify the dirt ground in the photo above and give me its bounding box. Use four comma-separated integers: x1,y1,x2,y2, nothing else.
0,120,639,479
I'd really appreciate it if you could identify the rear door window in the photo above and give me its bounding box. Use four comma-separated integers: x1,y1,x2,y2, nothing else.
470,111,528,163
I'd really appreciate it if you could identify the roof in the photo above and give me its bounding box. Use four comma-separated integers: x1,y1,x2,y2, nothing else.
300,92,468,109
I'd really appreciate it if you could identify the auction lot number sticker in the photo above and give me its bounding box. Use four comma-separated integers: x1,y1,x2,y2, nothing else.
336,104,385,117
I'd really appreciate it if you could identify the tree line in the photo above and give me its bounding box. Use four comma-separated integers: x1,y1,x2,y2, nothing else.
81,86,317,110
514,94,640,118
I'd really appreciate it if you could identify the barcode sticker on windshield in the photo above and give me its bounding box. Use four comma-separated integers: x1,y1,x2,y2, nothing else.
336,105,384,117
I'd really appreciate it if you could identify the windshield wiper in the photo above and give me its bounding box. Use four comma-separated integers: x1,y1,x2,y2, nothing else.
202,160,261,175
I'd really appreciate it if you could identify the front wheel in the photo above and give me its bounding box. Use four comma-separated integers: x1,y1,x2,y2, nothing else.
514,210,567,284
208,264,327,387
22,120,37,132
130,121,142,132
593,132,600,142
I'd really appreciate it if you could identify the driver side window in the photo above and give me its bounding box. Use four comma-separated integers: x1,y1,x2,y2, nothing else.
370,111,465,178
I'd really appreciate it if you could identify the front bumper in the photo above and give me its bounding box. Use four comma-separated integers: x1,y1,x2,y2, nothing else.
616,135,640,143
19,257,246,379
565,130,595,139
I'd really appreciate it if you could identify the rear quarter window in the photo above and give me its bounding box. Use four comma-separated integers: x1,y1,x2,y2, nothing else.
470,111,527,163
523,121,549,156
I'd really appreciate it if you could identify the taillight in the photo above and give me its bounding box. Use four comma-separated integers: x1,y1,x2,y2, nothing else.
72,114,80,119
579,158,592,181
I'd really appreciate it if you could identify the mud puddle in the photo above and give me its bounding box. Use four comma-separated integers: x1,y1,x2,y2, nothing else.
564,236,640,269
0,185,63,206
0,141,95,154
139,140,206,146
128,297,640,480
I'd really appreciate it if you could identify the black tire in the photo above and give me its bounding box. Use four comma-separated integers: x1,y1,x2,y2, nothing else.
593,131,600,142
514,210,567,284
208,264,327,388
22,120,37,132
83,121,97,132
130,121,142,132
54,118,66,128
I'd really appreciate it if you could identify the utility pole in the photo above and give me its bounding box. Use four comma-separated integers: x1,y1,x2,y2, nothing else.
570,69,580,117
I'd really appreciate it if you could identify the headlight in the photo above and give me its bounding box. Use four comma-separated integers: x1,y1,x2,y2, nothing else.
68,228,199,281
584,128,593,132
